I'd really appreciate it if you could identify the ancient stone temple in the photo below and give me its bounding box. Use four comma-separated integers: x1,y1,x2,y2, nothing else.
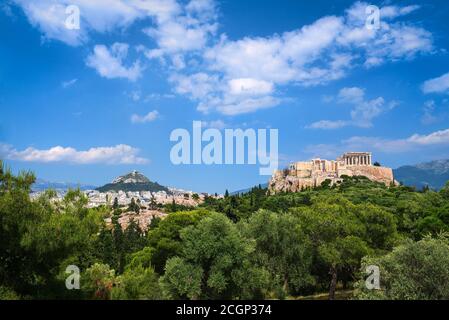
269,152,396,194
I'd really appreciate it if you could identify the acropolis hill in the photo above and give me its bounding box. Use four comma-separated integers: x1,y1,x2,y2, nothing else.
269,152,396,194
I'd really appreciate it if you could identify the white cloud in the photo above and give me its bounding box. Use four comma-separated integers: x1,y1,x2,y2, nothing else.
166,2,432,115
144,19,216,54
215,96,281,116
408,128,449,145
0,143,148,164
228,78,274,96
12,0,182,46
13,0,85,46
170,72,221,100
131,110,159,124
305,128,449,156
204,16,345,85
422,72,449,94
338,86,365,104
307,120,348,130
141,0,217,61
380,5,420,19
13,1,435,116
61,78,77,88
86,43,143,81
308,87,398,129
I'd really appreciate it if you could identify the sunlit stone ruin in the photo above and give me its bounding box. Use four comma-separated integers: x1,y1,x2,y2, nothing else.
269,152,396,193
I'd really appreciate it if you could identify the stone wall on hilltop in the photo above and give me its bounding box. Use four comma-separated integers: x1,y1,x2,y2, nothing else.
269,153,396,194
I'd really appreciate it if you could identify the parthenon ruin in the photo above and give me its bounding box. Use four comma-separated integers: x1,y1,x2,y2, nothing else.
269,152,395,194
341,152,372,166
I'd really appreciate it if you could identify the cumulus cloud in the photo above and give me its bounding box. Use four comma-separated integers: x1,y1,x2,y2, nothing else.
131,110,159,123
86,43,143,81
140,0,217,62
308,87,398,129
0,143,149,164
164,1,432,115
12,0,182,46
13,1,434,116
422,72,449,94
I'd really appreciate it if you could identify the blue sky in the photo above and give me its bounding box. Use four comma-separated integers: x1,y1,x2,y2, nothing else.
1,0,449,194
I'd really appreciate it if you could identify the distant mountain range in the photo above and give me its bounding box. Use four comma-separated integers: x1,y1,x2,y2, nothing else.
32,179,97,192
96,170,170,193
393,159,449,190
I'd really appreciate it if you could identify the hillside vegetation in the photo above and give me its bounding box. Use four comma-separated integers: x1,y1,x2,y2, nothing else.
2,161,449,300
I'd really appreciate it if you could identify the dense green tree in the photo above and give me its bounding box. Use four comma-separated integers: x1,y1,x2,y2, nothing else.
355,235,449,300
292,198,370,299
147,210,211,273
160,213,269,299
113,265,162,300
0,162,103,298
82,263,115,300
441,181,449,200
354,203,398,250
243,210,314,298
123,219,148,256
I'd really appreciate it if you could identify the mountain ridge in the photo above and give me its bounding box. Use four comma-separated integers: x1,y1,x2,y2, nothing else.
393,159,449,190
32,178,97,192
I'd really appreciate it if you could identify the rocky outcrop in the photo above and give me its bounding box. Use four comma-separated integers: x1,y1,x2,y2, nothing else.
342,165,395,186
105,209,167,231
269,152,396,194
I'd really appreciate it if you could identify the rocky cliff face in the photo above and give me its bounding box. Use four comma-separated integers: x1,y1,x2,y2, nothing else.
269,165,395,194
344,166,395,185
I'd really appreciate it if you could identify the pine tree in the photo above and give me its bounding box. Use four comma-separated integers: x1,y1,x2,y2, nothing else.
171,198,177,212
113,197,119,210
111,214,125,273
128,198,139,213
